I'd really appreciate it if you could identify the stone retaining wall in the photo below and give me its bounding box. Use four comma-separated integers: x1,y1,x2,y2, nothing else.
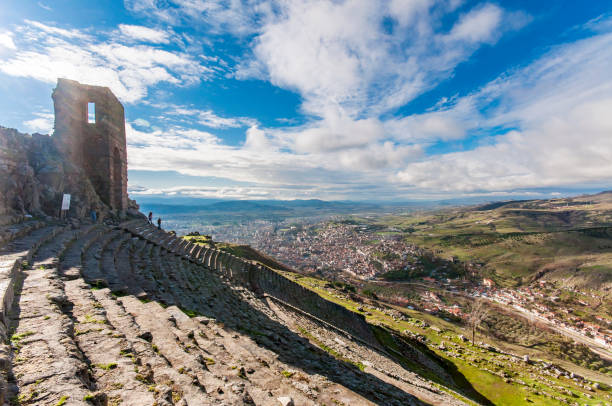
122,224,381,350
247,263,380,348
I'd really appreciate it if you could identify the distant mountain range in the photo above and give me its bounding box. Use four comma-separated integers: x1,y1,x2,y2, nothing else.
133,190,612,216
138,198,381,216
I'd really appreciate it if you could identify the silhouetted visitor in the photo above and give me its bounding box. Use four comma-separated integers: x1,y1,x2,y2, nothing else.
90,209,97,223
157,217,162,229
148,211,153,223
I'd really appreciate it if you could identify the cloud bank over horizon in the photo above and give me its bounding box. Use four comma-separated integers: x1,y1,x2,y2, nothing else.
0,1,611,201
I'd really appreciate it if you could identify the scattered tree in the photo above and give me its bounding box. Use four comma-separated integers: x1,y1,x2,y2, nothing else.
466,298,490,344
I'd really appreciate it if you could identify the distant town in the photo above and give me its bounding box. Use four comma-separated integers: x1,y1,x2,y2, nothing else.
195,217,611,356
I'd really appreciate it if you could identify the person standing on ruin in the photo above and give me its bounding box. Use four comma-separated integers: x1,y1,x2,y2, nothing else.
90,209,97,223
157,217,162,230
148,211,153,223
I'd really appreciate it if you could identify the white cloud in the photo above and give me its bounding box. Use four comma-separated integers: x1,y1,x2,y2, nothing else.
165,106,257,128
119,24,170,43
337,142,422,171
125,0,276,35
244,126,271,151
396,27,612,192
23,112,54,134
290,114,384,154
388,0,432,28
125,114,425,200
24,20,89,39
132,118,151,127
126,122,219,150
6,3,609,200
0,32,16,50
37,2,52,11
238,0,527,123
195,110,253,128
0,21,210,103
385,99,475,142
445,3,503,44
129,0,525,122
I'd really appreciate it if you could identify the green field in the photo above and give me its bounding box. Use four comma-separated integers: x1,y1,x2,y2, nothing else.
282,272,612,406
365,192,612,297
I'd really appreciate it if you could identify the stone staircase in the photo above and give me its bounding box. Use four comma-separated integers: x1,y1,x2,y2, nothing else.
0,219,467,405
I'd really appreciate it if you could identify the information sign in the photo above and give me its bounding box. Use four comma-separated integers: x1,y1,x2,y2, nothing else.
61,194,71,211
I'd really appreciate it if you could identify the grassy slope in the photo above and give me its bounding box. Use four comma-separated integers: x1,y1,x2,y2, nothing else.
373,193,612,294
187,238,612,404
180,192,612,404
281,272,612,406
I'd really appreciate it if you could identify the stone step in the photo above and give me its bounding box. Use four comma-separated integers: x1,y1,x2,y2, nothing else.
90,287,200,406
0,219,45,248
113,236,147,298
143,225,161,237
159,235,175,250
139,243,156,280
162,304,288,403
119,220,146,236
166,237,182,252
0,225,64,338
81,229,122,289
63,278,156,405
156,255,186,307
128,235,147,261
175,240,189,255
60,225,105,280
152,231,171,246
136,226,156,240
127,241,162,299
102,233,132,294
65,222,467,405
8,225,92,405
131,223,151,234
147,245,176,306
119,296,216,404
268,300,453,405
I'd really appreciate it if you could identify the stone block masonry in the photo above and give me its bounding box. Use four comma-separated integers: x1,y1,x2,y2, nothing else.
0,79,131,220
249,263,382,349
122,221,383,350
53,79,128,212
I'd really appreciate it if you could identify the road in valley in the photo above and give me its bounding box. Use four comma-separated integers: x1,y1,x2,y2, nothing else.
371,279,612,361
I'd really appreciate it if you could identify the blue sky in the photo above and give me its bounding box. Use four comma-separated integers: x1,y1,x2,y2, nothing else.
1,1,611,201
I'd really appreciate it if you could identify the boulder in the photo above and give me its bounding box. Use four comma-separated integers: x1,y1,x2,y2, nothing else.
277,396,294,406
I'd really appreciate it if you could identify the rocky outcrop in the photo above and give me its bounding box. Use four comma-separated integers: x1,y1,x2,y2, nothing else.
0,126,109,224
0,128,42,223
1,79,131,224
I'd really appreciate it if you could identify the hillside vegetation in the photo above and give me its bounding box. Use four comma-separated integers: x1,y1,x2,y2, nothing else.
281,272,612,405
372,192,612,296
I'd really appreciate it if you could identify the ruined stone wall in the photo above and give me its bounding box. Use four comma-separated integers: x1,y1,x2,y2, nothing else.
53,78,128,212
118,221,384,350
0,79,132,223
247,263,380,347
185,244,380,348
0,128,41,223
0,127,107,224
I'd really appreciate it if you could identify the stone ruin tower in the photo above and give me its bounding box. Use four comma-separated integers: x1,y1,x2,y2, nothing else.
52,78,128,212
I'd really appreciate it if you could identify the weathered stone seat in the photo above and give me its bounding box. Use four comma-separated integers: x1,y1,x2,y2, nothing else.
0,219,45,248
81,228,122,288
0,224,63,338
8,224,95,405
1,220,469,405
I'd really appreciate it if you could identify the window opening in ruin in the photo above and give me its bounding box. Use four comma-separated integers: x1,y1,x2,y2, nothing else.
88,102,95,123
